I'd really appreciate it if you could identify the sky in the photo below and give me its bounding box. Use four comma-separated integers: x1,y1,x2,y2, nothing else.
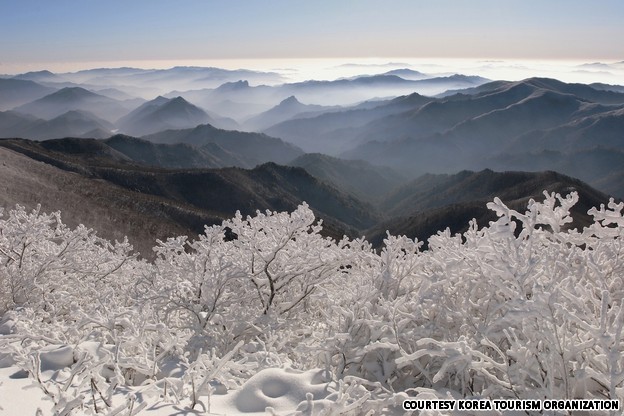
1,0,623,76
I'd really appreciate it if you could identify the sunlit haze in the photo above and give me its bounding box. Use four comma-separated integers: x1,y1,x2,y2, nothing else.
0,58,622,86
1,1,623,84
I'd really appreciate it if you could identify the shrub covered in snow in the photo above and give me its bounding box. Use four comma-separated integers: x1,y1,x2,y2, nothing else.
0,193,623,415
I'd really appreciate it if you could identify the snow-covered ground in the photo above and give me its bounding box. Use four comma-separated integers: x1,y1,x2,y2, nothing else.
0,360,348,415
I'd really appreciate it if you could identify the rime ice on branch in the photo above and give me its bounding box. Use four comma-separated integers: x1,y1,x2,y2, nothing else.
0,192,623,414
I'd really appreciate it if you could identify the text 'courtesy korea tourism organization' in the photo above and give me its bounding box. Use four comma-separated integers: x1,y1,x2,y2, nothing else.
402,398,620,412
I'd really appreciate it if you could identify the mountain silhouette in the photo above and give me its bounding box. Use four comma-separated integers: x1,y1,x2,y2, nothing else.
0,78,56,110
0,110,113,140
14,87,129,122
116,96,215,136
243,96,338,131
0,138,378,243
338,78,624,190
264,92,434,153
143,123,304,167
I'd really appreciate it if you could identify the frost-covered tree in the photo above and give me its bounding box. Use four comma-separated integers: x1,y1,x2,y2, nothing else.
0,205,136,317
150,203,350,355
1,192,624,414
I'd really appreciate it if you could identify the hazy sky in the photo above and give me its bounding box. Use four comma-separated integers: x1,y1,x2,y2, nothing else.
1,0,623,73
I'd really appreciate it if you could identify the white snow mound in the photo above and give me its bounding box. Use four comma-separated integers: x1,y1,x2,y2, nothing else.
214,367,332,413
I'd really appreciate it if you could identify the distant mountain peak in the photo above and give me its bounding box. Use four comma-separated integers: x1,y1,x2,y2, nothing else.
158,97,207,117
117,95,210,136
352,74,407,84
152,95,170,104
384,68,428,79
191,123,218,132
165,96,192,107
49,86,99,100
11,86,127,122
216,80,250,91
15,70,55,77
445,74,489,83
49,109,114,127
11,70,63,83
108,133,138,142
276,96,303,108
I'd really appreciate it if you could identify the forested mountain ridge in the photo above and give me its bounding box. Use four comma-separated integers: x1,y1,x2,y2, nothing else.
0,138,378,249
1,137,616,256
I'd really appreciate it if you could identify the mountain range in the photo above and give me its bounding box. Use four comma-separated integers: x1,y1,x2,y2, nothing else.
142,123,304,167
259,77,624,198
116,95,237,136
270,77,624,161
242,96,340,131
0,78,56,110
1,66,623,257
0,69,489,141
0,138,378,251
166,74,488,120
0,137,614,259
14,87,132,122
0,110,114,140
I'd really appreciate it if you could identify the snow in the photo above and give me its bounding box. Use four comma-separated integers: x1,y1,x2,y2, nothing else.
0,365,48,415
1,193,624,415
213,368,332,414
0,362,335,415
38,345,74,372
